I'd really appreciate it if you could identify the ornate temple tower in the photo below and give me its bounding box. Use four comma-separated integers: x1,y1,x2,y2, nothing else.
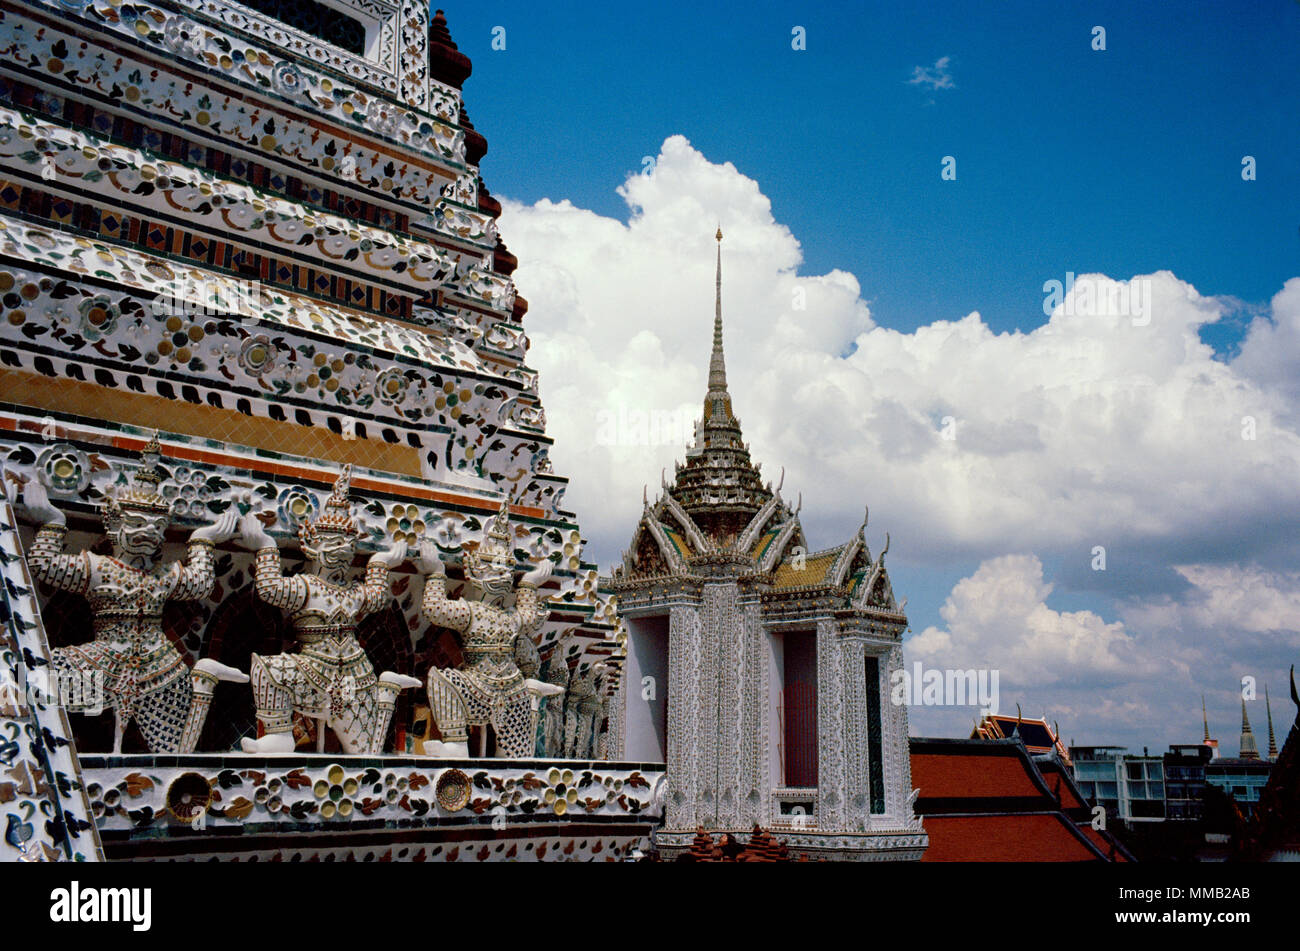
611,232,927,860
1241,699,1261,760
0,2,640,862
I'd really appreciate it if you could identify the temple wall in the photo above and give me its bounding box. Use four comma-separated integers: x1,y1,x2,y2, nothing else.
0,0,637,862
816,619,846,830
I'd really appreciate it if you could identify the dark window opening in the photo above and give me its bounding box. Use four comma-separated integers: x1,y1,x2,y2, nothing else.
865,654,885,813
781,634,818,788
238,0,367,56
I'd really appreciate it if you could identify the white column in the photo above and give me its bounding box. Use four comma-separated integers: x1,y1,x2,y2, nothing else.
665,605,701,830
740,602,769,827
816,620,846,830
884,642,916,825
707,582,743,828
841,636,870,831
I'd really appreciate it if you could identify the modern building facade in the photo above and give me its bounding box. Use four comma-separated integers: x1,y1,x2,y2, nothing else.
1206,759,1273,818
1070,746,1168,822
1164,743,1213,821
1069,692,1286,829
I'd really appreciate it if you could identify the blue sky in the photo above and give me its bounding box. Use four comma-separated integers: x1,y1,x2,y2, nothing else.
439,1,1300,751
448,0,1297,337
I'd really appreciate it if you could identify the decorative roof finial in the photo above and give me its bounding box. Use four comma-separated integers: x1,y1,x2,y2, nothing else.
428,9,472,88
708,227,727,397
1265,684,1278,759
1202,694,1211,742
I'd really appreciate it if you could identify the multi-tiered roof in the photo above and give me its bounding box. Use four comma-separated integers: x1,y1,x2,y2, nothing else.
668,230,774,545
615,233,903,620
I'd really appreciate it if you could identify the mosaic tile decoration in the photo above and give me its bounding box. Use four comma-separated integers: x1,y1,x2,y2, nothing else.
0,101,485,290
0,0,635,865
80,756,664,834
0,2,460,207
0,500,102,861
175,0,406,96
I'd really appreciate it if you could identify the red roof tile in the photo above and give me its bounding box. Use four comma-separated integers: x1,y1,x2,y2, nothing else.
921,814,1105,862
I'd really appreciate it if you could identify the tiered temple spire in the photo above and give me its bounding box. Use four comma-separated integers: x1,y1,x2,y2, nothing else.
707,227,729,407
699,226,740,445
1239,698,1260,760
1202,695,1220,757
667,230,773,545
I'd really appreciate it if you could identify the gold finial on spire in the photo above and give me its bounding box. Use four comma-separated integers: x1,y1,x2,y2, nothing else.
716,226,723,242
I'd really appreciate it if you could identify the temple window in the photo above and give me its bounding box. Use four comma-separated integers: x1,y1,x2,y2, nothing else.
236,0,369,57
778,632,818,788
865,654,886,813
623,614,668,761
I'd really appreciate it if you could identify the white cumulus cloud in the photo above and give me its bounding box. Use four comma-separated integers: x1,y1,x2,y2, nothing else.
497,135,1300,750
907,554,1163,686
501,136,1300,573
1123,564,1300,642
496,133,1300,753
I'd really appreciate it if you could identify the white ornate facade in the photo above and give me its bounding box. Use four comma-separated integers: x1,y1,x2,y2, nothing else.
611,233,927,861
0,1,650,862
